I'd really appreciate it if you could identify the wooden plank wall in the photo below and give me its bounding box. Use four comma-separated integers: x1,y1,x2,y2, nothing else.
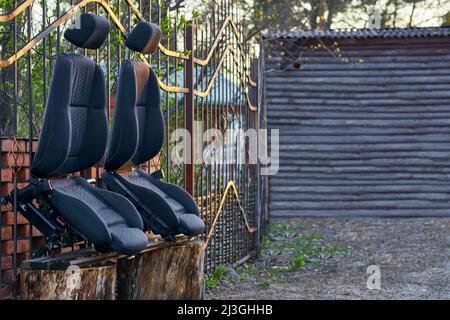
265,36,450,217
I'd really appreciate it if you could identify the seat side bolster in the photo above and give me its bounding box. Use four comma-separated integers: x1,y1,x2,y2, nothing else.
144,173,200,216
49,189,112,246
126,180,181,226
93,188,144,230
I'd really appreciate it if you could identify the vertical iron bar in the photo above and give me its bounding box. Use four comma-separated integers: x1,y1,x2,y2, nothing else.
27,1,34,258
12,0,19,294
118,0,122,69
0,138,2,285
165,10,170,183
174,8,179,183
42,0,47,110
95,3,100,187
185,25,195,196
107,10,111,120
56,0,61,54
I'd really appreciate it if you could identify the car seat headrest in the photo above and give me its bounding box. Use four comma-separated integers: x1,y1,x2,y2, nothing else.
64,13,110,49
125,21,161,54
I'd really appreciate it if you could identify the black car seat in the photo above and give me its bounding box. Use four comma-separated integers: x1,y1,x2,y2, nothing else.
102,21,205,242
26,13,149,255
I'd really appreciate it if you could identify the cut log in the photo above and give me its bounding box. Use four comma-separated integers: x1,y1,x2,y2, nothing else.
117,239,205,300
20,264,116,300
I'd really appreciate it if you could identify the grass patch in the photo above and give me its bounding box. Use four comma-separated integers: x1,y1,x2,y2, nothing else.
205,265,228,290
205,221,348,294
256,280,271,289
237,264,255,280
261,221,347,277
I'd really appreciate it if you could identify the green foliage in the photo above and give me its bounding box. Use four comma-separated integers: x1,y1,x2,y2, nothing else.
260,221,347,278
238,264,254,280
177,16,188,31
256,280,270,289
160,11,174,36
205,265,229,290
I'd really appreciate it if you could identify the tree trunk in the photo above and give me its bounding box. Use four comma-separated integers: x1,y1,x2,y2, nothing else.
20,264,116,300
117,239,205,300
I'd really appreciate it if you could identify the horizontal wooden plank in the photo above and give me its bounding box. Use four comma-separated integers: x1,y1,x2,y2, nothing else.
269,209,450,218
267,105,450,113
267,44,450,57
266,68,450,78
268,55,450,64
269,191,450,199
278,134,450,144
269,172,450,181
302,41,450,51
269,184,450,193
274,158,450,167
266,83,450,93
270,126,450,136
269,200,450,210
268,93,450,102
274,167,450,174
269,192,450,201
267,97,450,107
274,142,450,152
268,111,450,120
276,151,450,159
266,61,450,72
268,118,450,127
269,178,450,186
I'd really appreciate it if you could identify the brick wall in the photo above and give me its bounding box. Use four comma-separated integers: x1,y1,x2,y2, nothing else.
0,138,44,286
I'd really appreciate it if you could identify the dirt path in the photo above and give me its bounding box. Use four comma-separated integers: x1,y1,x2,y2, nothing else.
206,218,450,300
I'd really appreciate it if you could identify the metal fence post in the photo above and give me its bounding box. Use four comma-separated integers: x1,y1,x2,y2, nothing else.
185,24,195,196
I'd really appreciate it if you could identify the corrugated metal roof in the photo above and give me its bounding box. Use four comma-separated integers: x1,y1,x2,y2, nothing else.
263,27,450,40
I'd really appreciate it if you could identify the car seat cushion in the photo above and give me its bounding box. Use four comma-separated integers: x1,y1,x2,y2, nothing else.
119,174,181,227
178,214,206,237
109,226,149,256
49,177,147,254
119,170,205,236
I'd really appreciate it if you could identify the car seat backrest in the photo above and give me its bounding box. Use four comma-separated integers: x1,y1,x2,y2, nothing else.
31,13,111,178
104,21,163,171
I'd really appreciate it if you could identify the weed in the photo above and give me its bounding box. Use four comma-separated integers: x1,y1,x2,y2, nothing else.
206,221,347,293
206,265,229,290
238,265,255,280
257,280,271,289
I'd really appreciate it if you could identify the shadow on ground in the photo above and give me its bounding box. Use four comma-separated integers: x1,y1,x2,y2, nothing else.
206,218,450,300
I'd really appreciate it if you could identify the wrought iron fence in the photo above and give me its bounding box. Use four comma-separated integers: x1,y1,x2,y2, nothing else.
0,0,266,296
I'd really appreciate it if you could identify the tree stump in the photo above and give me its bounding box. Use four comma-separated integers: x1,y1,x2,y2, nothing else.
20,264,116,300
117,239,205,300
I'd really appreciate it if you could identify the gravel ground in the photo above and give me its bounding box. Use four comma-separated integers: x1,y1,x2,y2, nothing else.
206,218,450,300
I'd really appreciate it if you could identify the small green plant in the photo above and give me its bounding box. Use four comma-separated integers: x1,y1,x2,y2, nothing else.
257,280,270,289
261,222,348,274
192,10,200,19
205,265,228,290
287,253,306,272
260,265,278,276
238,265,255,280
